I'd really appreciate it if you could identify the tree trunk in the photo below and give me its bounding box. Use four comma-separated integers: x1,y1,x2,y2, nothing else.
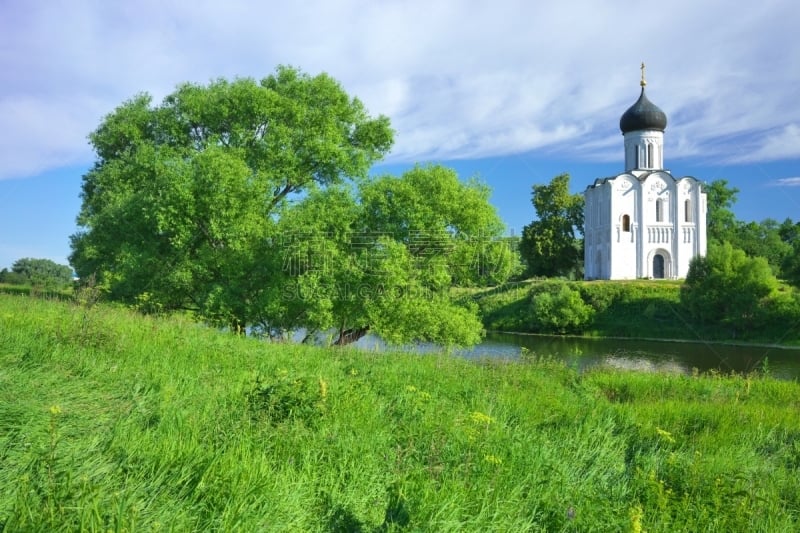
333,326,370,346
230,319,245,336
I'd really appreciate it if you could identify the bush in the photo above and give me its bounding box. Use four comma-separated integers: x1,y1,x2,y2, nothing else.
681,243,778,331
757,289,800,333
0,268,28,285
473,282,535,332
577,282,626,312
529,281,594,334
247,373,326,427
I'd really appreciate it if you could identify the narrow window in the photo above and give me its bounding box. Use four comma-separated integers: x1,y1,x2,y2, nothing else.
655,199,663,222
653,254,665,279
635,148,640,169
647,144,654,168
596,251,602,278
685,199,692,222
622,214,630,232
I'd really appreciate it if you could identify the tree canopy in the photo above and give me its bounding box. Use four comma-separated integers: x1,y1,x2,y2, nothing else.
704,179,740,245
2,258,73,288
71,66,392,321
266,165,517,345
70,67,511,346
519,173,584,278
780,219,800,287
732,219,792,276
704,180,796,278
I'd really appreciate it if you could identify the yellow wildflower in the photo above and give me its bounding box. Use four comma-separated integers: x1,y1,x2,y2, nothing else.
483,454,502,465
469,411,495,426
630,504,643,533
656,427,675,443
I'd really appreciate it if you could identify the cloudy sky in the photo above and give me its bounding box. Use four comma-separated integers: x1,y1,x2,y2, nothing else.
1,0,799,268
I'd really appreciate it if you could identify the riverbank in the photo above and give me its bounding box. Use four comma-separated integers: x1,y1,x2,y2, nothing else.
477,331,800,381
1,293,799,530
488,329,800,352
471,279,800,347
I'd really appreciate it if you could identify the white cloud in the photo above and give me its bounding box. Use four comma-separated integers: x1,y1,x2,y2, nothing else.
729,124,800,163
2,0,800,180
0,95,99,176
769,177,800,187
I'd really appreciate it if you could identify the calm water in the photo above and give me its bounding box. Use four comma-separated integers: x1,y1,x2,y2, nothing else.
356,332,800,380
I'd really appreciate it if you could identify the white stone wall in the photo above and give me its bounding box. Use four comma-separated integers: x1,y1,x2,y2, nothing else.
624,130,664,171
584,172,707,280
609,175,638,279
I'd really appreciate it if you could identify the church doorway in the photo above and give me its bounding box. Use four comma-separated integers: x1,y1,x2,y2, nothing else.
653,254,665,279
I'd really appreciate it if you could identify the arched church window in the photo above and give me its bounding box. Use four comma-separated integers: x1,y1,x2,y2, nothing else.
622,214,630,232
685,199,692,222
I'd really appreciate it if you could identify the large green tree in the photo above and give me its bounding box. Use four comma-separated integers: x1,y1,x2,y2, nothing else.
263,165,514,346
780,218,800,287
704,179,794,275
704,179,740,245
70,69,508,347
71,66,393,329
733,219,792,275
519,173,584,278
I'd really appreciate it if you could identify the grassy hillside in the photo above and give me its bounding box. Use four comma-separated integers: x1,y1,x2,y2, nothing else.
474,280,800,345
1,293,799,531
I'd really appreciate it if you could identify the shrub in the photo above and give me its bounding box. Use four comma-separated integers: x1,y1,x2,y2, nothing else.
529,281,594,334
757,289,800,335
247,373,326,427
473,282,534,332
681,243,778,331
0,268,28,285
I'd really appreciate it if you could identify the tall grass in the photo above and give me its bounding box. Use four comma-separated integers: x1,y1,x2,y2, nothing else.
1,293,798,531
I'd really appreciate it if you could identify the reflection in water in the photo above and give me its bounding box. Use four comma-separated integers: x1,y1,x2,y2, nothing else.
458,332,800,380
345,331,800,380
601,356,686,375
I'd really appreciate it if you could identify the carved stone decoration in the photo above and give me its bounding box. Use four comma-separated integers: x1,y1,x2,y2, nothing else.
616,179,633,192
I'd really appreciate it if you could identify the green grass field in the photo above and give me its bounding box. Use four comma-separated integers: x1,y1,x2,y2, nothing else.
1,293,799,531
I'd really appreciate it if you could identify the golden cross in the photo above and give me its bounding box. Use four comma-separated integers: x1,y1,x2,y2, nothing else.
640,62,647,87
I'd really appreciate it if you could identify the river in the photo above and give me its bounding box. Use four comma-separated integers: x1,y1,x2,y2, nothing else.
355,331,800,380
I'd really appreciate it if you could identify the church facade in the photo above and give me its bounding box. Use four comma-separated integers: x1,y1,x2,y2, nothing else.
583,69,707,280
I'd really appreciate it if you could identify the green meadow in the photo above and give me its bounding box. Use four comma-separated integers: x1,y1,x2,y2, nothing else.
1,293,799,531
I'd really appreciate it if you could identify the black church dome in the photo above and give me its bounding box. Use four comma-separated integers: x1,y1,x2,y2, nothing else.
619,88,667,134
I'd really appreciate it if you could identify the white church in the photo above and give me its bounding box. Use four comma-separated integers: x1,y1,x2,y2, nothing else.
584,66,707,280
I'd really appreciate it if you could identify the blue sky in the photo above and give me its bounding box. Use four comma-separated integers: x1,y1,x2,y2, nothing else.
1,0,799,269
